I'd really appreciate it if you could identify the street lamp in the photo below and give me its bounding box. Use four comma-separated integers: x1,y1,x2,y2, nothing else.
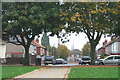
57,35,61,58
53,44,55,57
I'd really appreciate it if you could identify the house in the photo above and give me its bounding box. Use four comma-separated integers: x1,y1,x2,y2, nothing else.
98,36,120,55
67,49,81,62
31,38,49,64
97,39,110,55
6,43,24,58
5,37,48,65
105,36,120,55
0,40,6,63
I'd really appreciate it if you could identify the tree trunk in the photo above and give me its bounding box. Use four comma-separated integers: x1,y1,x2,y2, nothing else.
24,46,30,66
90,42,96,65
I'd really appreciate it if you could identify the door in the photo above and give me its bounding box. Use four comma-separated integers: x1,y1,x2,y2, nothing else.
104,56,114,65
114,56,120,65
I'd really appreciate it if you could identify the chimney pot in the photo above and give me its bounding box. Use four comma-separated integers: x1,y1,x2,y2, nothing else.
36,38,39,43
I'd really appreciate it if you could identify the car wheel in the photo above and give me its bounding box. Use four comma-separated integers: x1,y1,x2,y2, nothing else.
99,62,104,65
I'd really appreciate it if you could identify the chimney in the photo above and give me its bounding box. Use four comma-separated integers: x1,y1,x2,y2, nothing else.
111,36,113,41
36,38,39,43
103,40,107,46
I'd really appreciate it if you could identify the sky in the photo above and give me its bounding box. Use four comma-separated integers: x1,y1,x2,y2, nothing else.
38,32,111,51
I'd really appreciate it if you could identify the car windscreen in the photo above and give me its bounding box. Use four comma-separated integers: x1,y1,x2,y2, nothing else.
82,58,90,60
45,56,53,60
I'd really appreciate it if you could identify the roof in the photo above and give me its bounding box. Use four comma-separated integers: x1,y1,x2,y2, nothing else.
98,36,120,50
71,49,81,54
32,40,46,49
103,41,112,48
105,36,120,47
98,40,112,51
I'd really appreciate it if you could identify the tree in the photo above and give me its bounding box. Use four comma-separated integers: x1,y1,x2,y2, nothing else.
41,33,52,53
41,33,50,47
82,43,90,56
51,46,57,57
60,2,118,65
56,45,70,60
2,2,61,65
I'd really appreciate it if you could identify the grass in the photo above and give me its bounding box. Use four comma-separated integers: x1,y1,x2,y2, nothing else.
2,66,41,79
68,67,119,78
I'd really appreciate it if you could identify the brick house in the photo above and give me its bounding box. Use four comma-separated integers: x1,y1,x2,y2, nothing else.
105,36,120,55
97,40,108,55
97,39,113,55
5,38,48,65
32,38,49,64
98,36,120,55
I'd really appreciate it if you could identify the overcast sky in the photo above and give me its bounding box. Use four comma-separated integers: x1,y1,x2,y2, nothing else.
38,32,111,51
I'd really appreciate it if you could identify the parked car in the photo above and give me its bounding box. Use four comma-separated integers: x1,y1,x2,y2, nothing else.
55,58,67,64
97,55,120,65
79,56,91,65
44,56,55,65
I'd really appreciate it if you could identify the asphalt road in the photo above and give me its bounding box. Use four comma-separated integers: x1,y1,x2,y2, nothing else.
45,63,79,67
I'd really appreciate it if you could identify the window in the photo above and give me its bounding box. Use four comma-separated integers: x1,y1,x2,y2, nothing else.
112,42,117,52
107,57,114,60
115,56,120,59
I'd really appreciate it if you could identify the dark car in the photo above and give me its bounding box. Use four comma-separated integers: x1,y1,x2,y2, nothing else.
44,56,55,65
79,56,91,65
55,58,67,64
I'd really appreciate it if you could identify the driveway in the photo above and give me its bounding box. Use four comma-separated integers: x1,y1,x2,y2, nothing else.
6,67,70,80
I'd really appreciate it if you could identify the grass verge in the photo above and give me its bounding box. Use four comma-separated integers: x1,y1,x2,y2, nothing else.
2,66,41,79
68,67,118,78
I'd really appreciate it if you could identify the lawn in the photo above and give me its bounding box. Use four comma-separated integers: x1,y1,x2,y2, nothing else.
68,67,119,78
2,66,41,79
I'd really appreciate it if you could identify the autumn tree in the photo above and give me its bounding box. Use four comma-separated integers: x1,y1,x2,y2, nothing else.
56,45,70,60
60,2,118,65
2,2,62,66
82,43,91,56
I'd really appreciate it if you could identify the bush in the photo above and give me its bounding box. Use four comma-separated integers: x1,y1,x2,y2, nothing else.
100,54,109,59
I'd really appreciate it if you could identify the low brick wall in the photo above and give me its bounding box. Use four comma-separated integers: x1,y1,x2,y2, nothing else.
6,58,24,64
5,55,43,65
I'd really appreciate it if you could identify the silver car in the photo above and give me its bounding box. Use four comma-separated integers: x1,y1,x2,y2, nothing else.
98,55,120,65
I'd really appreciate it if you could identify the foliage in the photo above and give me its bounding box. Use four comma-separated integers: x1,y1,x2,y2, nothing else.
56,45,70,60
41,33,50,47
2,2,61,65
41,33,52,54
60,2,118,65
68,67,118,78
100,54,109,59
81,43,91,56
2,66,40,79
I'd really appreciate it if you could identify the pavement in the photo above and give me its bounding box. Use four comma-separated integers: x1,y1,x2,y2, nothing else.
6,67,70,80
